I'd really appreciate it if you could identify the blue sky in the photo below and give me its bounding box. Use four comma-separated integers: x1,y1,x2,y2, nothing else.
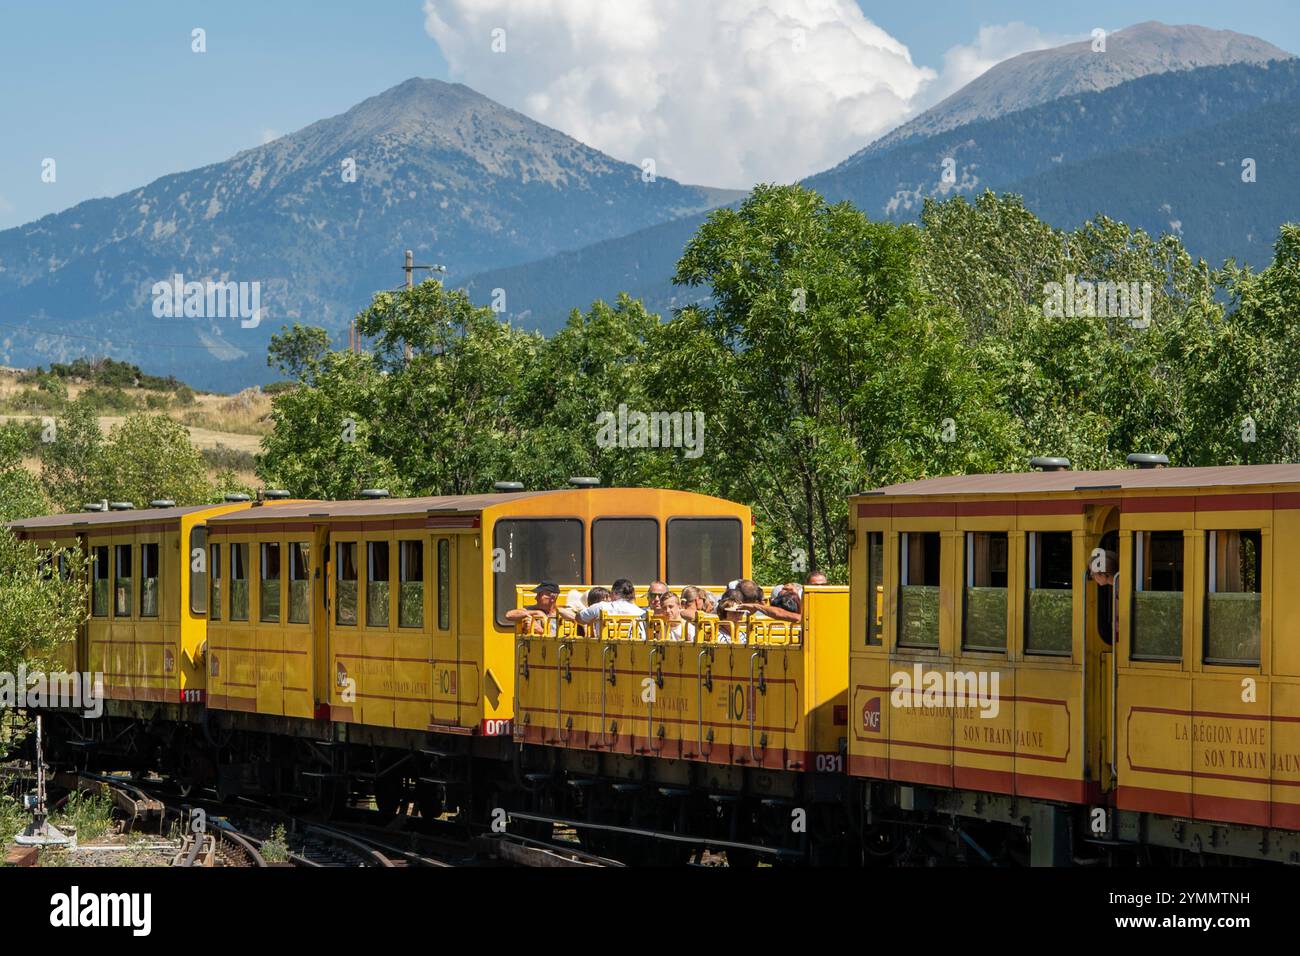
2,0,1298,230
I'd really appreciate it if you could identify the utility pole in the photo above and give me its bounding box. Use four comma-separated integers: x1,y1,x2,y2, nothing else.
401,251,448,364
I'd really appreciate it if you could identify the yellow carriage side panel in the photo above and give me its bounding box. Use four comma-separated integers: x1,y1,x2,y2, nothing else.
804,587,849,767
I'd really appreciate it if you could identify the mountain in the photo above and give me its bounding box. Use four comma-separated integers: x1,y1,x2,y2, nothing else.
0,78,742,391
859,21,1291,157
463,56,1300,332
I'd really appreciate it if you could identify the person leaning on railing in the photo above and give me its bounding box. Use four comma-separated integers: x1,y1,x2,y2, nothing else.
506,581,560,635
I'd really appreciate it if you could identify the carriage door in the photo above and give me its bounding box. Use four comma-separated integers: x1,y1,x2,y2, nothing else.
430,536,459,728
1085,509,1120,792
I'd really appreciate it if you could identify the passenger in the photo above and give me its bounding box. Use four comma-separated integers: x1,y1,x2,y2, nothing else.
736,579,800,623
679,585,714,622
806,571,829,586
560,578,646,638
647,580,670,611
505,582,560,636
714,588,749,645
769,585,803,616
570,586,610,637
655,593,696,643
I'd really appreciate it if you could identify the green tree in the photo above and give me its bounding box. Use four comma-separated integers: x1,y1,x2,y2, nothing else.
96,415,212,507
664,184,1020,578
39,399,105,512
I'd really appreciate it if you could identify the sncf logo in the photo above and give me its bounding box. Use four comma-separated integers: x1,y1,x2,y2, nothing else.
862,696,882,733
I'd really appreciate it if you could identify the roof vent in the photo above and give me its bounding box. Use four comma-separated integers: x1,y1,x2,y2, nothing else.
149,499,176,509
1030,457,1071,473
262,490,292,500
1127,454,1170,470
83,503,105,513
360,489,391,500
224,493,252,503
568,477,601,488
494,481,525,493
108,502,135,511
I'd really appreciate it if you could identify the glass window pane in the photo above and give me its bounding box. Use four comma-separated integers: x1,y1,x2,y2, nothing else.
866,532,883,646
289,543,310,624
493,520,583,627
1205,530,1261,664
437,539,451,631
1026,531,1072,655
666,518,742,587
260,542,281,623
140,543,160,618
399,540,424,628
593,519,659,586
964,532,1007,651
209,544,222,622
336,542,358,626
898,532,940,647
367,541,390,629
114,545,133,619
92,546,109,618
190,527,208,616
1132,531,1183,660
230,543,249,622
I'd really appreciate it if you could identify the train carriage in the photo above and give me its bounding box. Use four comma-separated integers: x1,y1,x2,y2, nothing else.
8,500,264,711
848,460,1300,862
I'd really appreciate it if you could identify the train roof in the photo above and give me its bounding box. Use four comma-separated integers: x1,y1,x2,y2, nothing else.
7,503,220,533
207,490,564,523
862,463,1300,499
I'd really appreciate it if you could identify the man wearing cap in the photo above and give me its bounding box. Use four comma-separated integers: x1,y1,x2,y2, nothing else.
506,582,561,635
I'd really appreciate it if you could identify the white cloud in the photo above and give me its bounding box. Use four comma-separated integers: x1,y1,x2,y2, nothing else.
921,22,1081,109
423,0,936,188
260,128,281,145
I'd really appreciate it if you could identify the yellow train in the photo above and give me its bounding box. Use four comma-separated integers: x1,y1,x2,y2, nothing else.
12,462,1300,864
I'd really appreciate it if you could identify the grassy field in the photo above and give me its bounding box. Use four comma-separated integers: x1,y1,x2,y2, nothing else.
0,367,271,487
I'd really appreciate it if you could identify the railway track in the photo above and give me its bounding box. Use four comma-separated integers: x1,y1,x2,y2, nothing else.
63,771,613,867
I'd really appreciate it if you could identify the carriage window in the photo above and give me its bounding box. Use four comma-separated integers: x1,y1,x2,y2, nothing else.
230,543,249,622
92,545,109,617
190,527,208,616
437,539,451,631
209,544,222,621
493,520,583,627
114,545,133,619
399,540,424,628
336,542,358,626
140,543,160,618
593,519,659,587
260,542,282,623
289,543,310,624
666,518,742,587
367,541,390,629
866,531,884,646
1026,531,1072,655
1132,531,1183,661
963,532,1007,651
899,532,941,647
1205,530,1261,665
